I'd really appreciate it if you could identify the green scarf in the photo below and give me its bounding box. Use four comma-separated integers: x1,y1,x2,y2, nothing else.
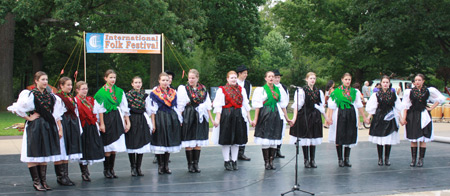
330,85,356,109
94,84,124,113
263,84,280,111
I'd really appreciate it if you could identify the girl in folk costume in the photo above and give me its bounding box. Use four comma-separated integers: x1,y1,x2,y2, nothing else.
252,71,289,170
366,76,402,166
327,73,369,167
177,69,214,173
400,74,445,167
8,71,64,191
150,72,182,175
54,77,83,186
289,72,330,168
75,81,105,181
125,76,152,176
94,69,131,178
212,71,252,171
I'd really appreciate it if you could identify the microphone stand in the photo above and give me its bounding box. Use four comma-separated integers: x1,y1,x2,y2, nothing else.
281,86,314,196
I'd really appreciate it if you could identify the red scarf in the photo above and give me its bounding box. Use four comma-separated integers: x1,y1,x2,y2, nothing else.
76,95,97,127
220,83,243,109
56,91,77,118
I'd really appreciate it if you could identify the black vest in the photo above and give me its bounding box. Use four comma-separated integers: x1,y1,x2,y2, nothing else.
244,80,251,99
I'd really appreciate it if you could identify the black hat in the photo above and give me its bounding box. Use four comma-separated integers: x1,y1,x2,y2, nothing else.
165,70,175,78
236,65,248,73
273,69,283,76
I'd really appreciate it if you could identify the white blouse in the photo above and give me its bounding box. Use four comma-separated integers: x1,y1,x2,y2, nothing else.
291,88,326,114
93,93,130,116
252,86,287,120
177,85,212,123
8,90,65,122
212,87,251,122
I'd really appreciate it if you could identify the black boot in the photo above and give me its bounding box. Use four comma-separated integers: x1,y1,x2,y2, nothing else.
302,146,310,168
193,149,202,173
55,164,71,185
232,160,238,170
79,164,91,181
185,150,195,173
110,154,118,178
164,153,172,174
385,145,391,166
103,156,113,178
417,147,426,167
136,154,144,176
238,146,251,161
128,153,137,176
157,154,164,175
224,161,233,171
344,147,352,167
336,145,344,167
275,145,285,158
63,163,75,186
29,166,46,191
410,147,417,167
38,165,51,190
377,145,384,166
269,148,276,170
262,149,270,170
310,146,317,168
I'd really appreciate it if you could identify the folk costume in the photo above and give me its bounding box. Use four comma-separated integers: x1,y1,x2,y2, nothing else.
274,82,289,158
328,85,364,167
212,83,251,170
290,85,325,168
366,89,402,166
94,84,130,178
252,84,287,170
402,86,445,167
236,64,252,161
75,95,105,181
150,86,182,174
177,83,212,173
125,89,152,176
8,88,64,190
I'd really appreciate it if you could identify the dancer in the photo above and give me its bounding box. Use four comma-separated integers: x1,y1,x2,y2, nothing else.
54,77,83,186
273,69,288,158
177,69,214,173
252,71,289,170
150,72,182,175
212,71,252,171
94,69,130,178
327,73,369,167
236,65,252,161
400,74,445,167
75,81,105,181
366,76,402,166
125,76,152,176
289,72,329,168
8,71,63,191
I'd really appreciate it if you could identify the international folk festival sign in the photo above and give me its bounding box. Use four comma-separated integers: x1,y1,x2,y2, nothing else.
85,33,162,54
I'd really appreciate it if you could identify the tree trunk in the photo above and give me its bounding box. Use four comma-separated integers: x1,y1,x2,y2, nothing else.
0,13,15,111
31,51,44,74
150,54,163,88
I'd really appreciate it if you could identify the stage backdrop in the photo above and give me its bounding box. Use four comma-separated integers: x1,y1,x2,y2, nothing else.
86,33,161,54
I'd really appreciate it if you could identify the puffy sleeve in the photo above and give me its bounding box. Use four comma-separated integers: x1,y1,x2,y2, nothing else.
7,90,35,117
314,90,326,114
328,91,337,110
279,86,289,109
402,89,412,110
176,85,189,113
53,95,66,121
428,87,446,104
145,95,152,115
242,88,251,112
251,87,266,109
213,88,225,114
119,93,130,116
290,88,305,111
204,94,212,111
93,100,106,114
149,94,160,115
394,94,403,113
354,89,364,109
365,93,378,115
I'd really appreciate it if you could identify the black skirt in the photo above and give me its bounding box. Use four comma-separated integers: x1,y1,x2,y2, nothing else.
101,110,125,146
26,118,60,157
181,105,209,142
151,109,182,147
254,106,283,140
219,107,248,145
406,109,432,139
80,123,105,160
126,113,152,149
336,105,358,145
61,114,82,155
290,107,323,139
369,110,398,137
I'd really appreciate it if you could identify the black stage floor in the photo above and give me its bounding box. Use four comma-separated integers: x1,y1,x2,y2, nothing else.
2,141,450,196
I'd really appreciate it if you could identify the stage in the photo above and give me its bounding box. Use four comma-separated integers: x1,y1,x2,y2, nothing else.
1,141,450,195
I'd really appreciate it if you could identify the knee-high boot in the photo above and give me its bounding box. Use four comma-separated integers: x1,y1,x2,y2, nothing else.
302,146,310,168
55,164,71,185
164,153,172,174
157,154,164,175
38,165,51,190
79,164,91,181
63,163,75,185
262,149,270,170
128,153,137,176
185,150,195,173
410,147,417,167
377,145,383,166
109,154,118,178
310,146,317,168
344,147,352,167
384,145,391,166
276,144,285,158
136,154,144,176
269,148,276,170
29,166,45,191
417,147,426,167
193,149,202,173
103,156,112,178
336,145,344,167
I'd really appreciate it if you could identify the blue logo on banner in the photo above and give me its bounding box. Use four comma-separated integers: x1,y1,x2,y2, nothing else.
86,33,104,53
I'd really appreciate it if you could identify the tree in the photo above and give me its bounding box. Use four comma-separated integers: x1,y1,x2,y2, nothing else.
0,12,15,110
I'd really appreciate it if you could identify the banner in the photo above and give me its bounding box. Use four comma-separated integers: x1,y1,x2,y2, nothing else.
86,33,161,54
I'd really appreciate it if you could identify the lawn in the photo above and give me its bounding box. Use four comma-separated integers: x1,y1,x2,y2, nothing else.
0,112,25,136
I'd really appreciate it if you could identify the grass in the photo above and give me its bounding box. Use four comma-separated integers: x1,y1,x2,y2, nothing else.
0,112,25,136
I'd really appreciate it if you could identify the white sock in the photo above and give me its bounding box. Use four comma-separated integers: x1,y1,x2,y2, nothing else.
230,145,239,161
262,145,270,149
222,145,231,161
